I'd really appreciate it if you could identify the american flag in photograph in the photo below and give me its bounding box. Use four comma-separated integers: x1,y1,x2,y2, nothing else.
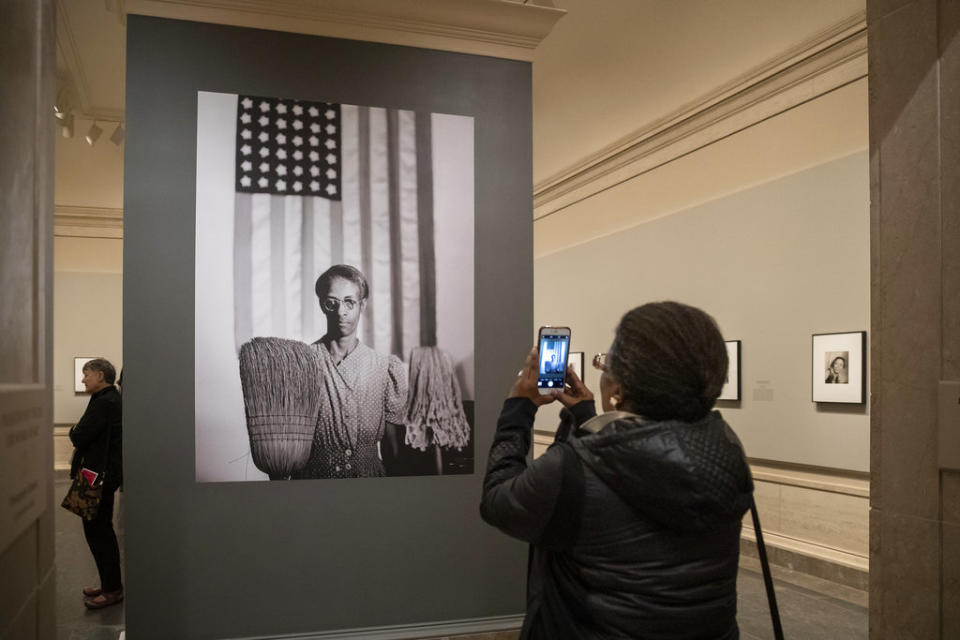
235,96,341,198
232,94,438,359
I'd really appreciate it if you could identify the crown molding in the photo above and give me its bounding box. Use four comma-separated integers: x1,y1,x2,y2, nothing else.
533,12,868,219
56,0,127,122
55,206,124,238
123,0,565,61
56,0,92,115
71,107,126,123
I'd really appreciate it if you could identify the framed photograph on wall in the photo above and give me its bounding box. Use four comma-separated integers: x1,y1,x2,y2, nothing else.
718,340,741,401
568,351,584,381
74,357,98,392
812,331,866,403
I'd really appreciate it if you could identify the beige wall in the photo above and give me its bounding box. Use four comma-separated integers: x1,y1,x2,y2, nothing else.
54,116,124,210
53,237,123,427
534,150,870,472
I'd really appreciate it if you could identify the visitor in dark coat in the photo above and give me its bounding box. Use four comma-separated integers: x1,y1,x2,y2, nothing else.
69,357,124,609
481,301,753,639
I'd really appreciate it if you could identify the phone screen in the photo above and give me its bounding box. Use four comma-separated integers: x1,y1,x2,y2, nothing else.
538,329,571,391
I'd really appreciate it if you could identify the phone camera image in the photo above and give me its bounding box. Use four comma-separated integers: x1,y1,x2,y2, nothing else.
538,332,570,391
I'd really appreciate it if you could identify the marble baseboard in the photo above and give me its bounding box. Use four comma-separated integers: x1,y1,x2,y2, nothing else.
233,616,524,640
741,537,869,591
53,425,73,470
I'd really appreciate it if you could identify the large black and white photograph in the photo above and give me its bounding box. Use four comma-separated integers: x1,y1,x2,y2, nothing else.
195,91,475,481
812,331,865,403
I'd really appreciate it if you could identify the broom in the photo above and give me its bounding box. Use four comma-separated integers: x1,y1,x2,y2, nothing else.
238,337,323,478
404,346,471,452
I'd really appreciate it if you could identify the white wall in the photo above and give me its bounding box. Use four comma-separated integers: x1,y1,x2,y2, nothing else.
53,236,124,425
534,151,870,472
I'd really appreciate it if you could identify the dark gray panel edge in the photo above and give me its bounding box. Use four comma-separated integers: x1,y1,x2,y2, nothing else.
231,614,524,640
124,14,531,639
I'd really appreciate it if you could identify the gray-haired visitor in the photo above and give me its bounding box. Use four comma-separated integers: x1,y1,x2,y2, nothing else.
69,358,124,609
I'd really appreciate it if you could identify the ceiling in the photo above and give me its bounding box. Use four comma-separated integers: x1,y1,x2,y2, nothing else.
53,0,868,236
532,0,865,184
55,0,126,121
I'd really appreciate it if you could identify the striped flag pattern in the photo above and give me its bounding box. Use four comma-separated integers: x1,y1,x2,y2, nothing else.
232,95,437,359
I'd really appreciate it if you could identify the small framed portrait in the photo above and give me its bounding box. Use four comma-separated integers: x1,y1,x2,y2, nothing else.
718,340,741,401
568,351,584,381
74,357,98,392
812,331,866,403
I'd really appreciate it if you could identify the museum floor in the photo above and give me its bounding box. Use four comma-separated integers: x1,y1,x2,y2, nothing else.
55,473,867,640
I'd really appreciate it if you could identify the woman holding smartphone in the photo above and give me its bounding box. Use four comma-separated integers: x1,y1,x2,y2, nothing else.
480,302,753,639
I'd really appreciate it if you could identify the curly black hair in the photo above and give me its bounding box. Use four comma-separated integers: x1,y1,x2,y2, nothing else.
607,301,728,422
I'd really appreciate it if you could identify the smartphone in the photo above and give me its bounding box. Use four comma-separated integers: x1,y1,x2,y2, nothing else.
537,326,571,394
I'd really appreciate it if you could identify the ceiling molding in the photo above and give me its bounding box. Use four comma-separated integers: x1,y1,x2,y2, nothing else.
56,0,92,115
55,206,124,238
124,0,566,61
533,12,868,219
71,107,126,122
56,0,126,122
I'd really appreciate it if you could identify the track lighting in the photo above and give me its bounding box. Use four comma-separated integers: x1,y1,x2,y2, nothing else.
54,83,74,121
109,122,125,145
59,113,75,138
85,121,103,146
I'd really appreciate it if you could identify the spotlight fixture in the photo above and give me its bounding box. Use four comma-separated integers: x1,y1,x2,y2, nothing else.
109,122,125,145
59,113,75,138
85,121,103,146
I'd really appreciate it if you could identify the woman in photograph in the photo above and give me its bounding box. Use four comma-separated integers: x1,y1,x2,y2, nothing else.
481,302,753,639
290,264,407,479
825,355,848,384
69,358,124,609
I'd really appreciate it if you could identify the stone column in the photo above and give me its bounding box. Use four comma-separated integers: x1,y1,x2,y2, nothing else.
0,0,56,639
867,0,959,637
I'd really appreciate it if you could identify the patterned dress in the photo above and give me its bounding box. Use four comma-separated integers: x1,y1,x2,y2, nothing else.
291,341,407,479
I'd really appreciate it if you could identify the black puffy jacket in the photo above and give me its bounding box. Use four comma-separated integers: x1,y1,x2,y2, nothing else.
481,398,753,640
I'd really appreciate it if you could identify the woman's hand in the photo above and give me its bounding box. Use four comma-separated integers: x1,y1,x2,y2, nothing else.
552,364,595,408
508,347,556,407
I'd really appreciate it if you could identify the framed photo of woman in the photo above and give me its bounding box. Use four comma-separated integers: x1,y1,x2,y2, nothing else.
812,331,866,403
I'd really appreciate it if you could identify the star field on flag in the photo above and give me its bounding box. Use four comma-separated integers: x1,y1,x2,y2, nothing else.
235,95,342,199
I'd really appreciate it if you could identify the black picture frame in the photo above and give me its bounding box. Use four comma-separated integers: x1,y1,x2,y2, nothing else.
568,351,584,381
718,340,741,401
812,331,866,403
73,356,99,393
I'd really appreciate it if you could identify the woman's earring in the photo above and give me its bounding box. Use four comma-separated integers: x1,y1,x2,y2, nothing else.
611,395,620,409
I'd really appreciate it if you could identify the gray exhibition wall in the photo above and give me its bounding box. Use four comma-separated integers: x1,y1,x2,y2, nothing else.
124,17,531,639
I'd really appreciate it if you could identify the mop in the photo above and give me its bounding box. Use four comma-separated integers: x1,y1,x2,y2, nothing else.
404,346,471,453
